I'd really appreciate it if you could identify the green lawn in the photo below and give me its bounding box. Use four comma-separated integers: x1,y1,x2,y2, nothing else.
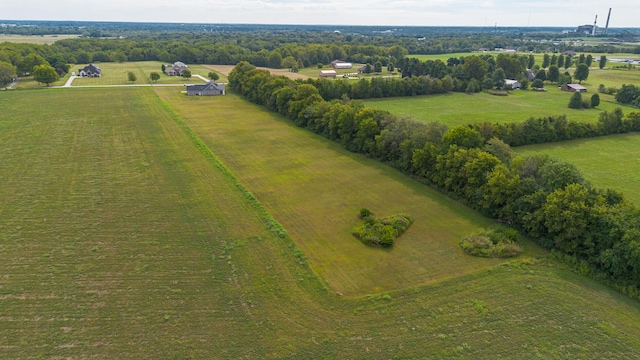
70,62,210,86
3,87,640,357
366,87,625,127
514,133,640,205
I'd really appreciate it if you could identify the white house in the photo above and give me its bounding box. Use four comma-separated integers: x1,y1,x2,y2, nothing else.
319,70,337,78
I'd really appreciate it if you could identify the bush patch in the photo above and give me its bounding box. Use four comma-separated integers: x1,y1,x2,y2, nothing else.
352,208,414,247
460,227,523,258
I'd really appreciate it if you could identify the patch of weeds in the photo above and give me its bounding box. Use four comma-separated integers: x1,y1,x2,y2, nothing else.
352,208,414,247
460,226,522,258
471,299,488,317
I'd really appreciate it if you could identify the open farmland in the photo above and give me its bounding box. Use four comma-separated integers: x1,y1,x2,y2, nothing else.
154,88,512,296
514,132,640,205
0,34,80,44
3,87,640,357
365,87,622,127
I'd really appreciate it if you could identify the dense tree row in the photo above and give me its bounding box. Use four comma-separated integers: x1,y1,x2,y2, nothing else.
230,62,640,299
465,109,640,147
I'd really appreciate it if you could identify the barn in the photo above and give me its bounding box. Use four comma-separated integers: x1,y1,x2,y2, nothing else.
561,84,587,92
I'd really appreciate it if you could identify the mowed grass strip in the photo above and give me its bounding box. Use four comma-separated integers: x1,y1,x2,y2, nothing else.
153,87,537,296
366,87,623,127
514,132,640,205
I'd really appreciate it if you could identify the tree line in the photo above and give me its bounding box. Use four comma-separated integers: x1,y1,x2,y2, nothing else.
229,61,640,299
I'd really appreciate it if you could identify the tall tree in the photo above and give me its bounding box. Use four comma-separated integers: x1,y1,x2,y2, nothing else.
492,68,506,89
586,54,593,67
578,54,586,64
547,65,560,82
542,54,550,68
564,56,572,69
573,63,589,83
599,56,607,69
33,64,58,86
127,71,137,83
556,54,564,70
528,54,535,69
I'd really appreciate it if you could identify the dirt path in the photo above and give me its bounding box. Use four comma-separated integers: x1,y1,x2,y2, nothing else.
204,65,310,80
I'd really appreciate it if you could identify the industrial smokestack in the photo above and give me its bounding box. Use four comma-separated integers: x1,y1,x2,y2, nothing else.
592,15,598,36
605,8,612,35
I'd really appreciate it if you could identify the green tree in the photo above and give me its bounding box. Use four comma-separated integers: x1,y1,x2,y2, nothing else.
568,91,583,109
268,51,283,68
547,65,560,82
18,53,47,75
531,79,544,89
127,71,137,83
574,63,589,83
281,55,297,69
542,54,550,68
150,72,160,83
578,54,586,64
442,126,483,149
0,61,17,87
564,56,572,69
182,69,192,79
33,64,58,86
550,54,557,67
208,71,220,81
528,55,535,69
374,61,382,73
492,68,506,89
557,55,564,70
591,93,600,108
534,69,547,81
462,55,488,81
586,54,593,67
599,55,607,69
615,84,640,104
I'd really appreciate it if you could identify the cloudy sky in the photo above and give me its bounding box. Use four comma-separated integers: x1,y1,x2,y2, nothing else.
3,0,637,28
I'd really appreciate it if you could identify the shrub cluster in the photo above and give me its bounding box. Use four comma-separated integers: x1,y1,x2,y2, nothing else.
230,62,640,299
460,227,523,258
352,209,414,247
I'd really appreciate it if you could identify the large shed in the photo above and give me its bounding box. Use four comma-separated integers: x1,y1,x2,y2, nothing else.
561,84,587,92
319,70,337,78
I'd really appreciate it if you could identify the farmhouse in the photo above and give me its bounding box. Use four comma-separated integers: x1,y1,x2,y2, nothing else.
561,83,587,92
165,61,189,76
331,60,352,69
319,70,337,78
78,64,101,77
185,82,225,96
504,79,521,89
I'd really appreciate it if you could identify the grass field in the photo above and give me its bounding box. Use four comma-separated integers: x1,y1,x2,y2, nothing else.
70,62,212,86
0,34,80,44
4,87,640,357
154,88,511,295
365,86,627,127
514,133,640,205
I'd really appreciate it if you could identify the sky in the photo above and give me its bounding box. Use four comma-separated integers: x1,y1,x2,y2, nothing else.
2,0,638,28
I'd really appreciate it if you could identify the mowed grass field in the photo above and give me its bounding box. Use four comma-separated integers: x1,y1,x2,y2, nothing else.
3,88,640,357
515,132,640,205
155,87,512,296
70,62,212,86
366,87,623,127
0,34,80,44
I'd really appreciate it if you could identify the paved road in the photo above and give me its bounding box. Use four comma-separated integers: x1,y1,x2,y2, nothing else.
5,77,21,89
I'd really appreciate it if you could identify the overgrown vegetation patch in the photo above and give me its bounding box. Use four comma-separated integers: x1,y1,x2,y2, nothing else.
460,227,523,258
352,208,414,247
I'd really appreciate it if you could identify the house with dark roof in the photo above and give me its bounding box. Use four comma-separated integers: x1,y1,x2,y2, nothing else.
165,61,189,76
79,64,101,77
185,81,225,96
